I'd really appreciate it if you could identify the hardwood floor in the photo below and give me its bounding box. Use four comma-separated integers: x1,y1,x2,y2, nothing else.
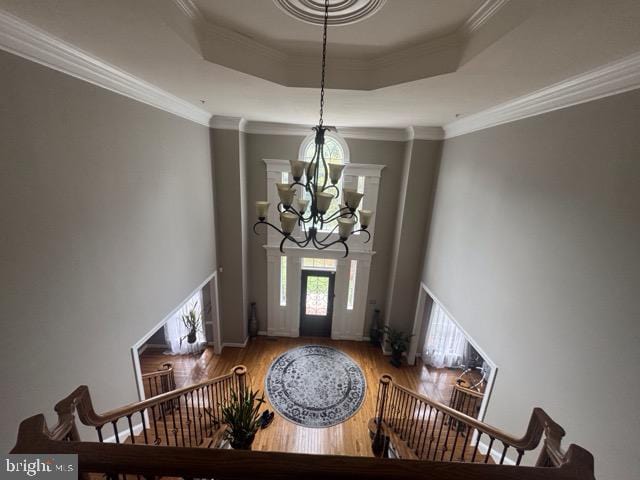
139,337,464,457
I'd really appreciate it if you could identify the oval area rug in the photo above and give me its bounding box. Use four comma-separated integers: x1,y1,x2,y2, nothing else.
265,345,366,428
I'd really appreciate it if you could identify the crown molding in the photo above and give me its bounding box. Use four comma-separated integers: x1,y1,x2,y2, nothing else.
460,0,510,36
406,126,446,141
0,9,211,126
210,116,247,131
213,119,444,142
444,51,640,138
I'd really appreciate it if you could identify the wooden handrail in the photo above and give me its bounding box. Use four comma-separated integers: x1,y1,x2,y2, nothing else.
12,414,595,480
140,362,174,380
56,365,246,428
452,383,484,399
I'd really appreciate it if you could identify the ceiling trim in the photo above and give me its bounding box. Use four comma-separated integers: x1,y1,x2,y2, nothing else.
0,9,211,127
210,116,246,130
460,0,510,36
211,118,444,142
172,0,509,90
444,51,640,138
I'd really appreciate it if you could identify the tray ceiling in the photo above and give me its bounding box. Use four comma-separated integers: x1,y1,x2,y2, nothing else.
0,0,639,128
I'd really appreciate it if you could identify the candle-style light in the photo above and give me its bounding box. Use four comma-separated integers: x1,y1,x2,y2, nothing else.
252,0,373,257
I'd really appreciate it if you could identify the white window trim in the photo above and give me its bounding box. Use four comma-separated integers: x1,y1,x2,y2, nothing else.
298,131,350,165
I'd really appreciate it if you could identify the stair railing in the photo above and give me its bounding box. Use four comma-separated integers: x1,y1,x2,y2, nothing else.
12,367,594,480
52,365,246,448
141,362,176,399
371,374,591,472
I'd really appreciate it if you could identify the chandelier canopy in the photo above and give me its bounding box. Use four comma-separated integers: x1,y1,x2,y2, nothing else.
253,0,373,257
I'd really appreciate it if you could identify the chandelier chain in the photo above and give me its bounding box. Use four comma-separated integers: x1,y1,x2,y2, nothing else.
318,0,329,127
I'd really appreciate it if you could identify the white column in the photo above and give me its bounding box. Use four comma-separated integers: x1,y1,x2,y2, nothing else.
331,258,350,339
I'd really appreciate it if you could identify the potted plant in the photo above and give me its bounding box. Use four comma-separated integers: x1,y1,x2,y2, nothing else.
179,303,202,347
383,326,413,368
221,386,266,450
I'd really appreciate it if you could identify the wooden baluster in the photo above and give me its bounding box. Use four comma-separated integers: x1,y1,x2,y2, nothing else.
126,414,135,444
184,393,193,447
484,436,495,463
409,401,423,449
406,396,417,441
440,412,453,461
417,405,433,458
372,375,391,457
425,410,438,459
449,419,462,461
111,421,120,444
160,401,169,446
398,390,408,433
515,448,525,466
139,410,149,445
170,402,178,446
499,442,509,464
190,391,200,445
150,405,160,445
432,411,447,461
386,385,397,429
178,396,186,447
458,424,472,462
96,426,103,443
471,431,482,462
399,394,410,437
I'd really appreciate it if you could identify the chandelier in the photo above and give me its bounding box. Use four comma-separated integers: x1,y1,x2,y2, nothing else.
253,0,373,257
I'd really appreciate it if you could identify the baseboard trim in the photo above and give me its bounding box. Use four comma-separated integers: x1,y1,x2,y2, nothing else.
102,422,144,444
222,337,249,349
477,439,516,465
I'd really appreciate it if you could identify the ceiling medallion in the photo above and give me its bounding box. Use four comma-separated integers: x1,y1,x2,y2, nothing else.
273,0,386,26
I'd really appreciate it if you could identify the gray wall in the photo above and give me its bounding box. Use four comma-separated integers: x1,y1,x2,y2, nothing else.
385,139,441,333
422,90,640,479
211,129,249,344
0,50,216,450
244,133,408,334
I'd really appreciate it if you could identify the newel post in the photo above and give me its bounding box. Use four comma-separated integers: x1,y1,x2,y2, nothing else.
372,374,392,457
232,365,248,392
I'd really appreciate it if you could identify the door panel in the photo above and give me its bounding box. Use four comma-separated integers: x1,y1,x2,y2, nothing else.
300,270,335,337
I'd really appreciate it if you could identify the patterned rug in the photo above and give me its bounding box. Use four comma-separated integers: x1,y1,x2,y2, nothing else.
265,345,366,428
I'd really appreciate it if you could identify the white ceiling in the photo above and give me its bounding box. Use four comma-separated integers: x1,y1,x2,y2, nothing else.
0,0,639,127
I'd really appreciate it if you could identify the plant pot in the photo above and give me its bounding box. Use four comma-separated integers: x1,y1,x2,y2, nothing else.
390,350,403,368
230,433,255,450
187,328,197,344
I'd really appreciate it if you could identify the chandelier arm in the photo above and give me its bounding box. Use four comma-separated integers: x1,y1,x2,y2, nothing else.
312,236,350,258
352,228,371,243
323,184,340,197
253,220,289,237
316,223,340,243
322,206,355,224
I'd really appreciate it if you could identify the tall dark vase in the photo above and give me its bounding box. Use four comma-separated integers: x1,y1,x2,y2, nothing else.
369,308,382,346
248,302,258,338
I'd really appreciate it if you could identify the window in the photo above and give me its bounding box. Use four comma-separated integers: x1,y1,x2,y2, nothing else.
347,260,357,310
422,302,468,368
299,133,349,232
280,256,287,306
281,171,289,183
301,257,337,271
